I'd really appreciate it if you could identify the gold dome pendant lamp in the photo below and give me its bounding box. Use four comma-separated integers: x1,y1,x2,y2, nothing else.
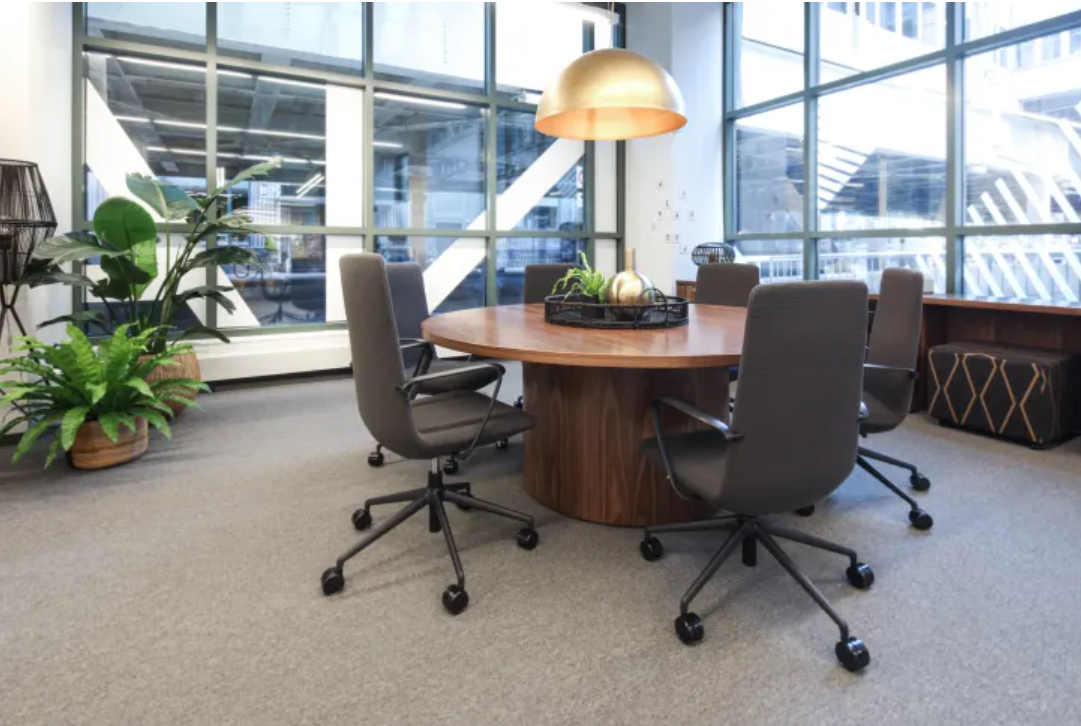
535,46,687,140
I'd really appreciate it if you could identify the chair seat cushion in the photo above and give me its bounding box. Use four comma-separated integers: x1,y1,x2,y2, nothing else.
640,430,729,503
413,390,535,454
860,391,894,434
409,359,503,396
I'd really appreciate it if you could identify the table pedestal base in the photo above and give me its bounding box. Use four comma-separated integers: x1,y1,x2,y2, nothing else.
522,363,728,526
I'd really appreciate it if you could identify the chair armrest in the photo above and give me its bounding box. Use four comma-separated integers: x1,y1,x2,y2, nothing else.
649,396,742,502
864,362,917,379
399,338,435,379
400,362,506,460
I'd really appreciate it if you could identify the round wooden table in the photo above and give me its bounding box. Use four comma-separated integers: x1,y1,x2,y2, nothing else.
422,304,747,526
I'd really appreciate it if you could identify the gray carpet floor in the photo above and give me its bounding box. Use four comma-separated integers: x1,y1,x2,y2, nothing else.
3,363,1081,726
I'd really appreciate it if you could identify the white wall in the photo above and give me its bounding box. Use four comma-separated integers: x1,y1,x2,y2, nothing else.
626,2,723,294
0,2,73,352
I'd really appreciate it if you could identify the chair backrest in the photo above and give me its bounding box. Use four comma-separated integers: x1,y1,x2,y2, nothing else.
340,254,424,458
386,262,430,369
866,267,924,423
722,281,869,513
524,263,576,304
694,263,760,307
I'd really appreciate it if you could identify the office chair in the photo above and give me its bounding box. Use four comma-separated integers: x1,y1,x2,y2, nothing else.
694,262,759,393
321,253,539,614
694,262,760,307
857,267,933,530
514,263,576,409
639,281,876,672
367,262,507,475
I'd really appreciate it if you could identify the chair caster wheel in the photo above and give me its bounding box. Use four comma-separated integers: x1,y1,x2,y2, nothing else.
909,508,934,530
795,505,816,517
320,567,344,596
351,508,372,531
496,439,509,450
442,584,469,615
640,536,663,562
910,472,931,491
516,527,539,550
514,397,524,410
367,451,384,467
442,458,459,475
845,562,875,590
674,612,704,645
835,637,871,672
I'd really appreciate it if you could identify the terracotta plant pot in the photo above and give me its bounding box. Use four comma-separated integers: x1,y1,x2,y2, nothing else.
141,349,202,416
70,418,149,470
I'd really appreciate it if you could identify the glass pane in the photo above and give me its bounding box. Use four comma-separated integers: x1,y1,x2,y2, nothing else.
734,103,805,234
821,2,944,83
374,2,484,93
817,66,946,232
965,33,1081,229
818,237,946,292
496,237,585,304
966,2,1081,41
218,2,363,76
734,1,804,108
219,233,327,328
87,2,205,52
84,53,207,219
730,239,805,283
497,110,584,232
376,236,486,313
496,3,587,102
373,95,486,230
217,72,328,226
964,235,1081,303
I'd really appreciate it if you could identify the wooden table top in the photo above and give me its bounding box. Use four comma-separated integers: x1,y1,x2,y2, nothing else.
423,303,746,368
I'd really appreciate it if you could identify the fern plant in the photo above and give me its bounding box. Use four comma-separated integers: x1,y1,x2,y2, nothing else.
553,250,608,301
0,324,207,467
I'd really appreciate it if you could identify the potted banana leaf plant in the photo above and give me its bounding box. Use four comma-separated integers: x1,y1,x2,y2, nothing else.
0,324,206,469
26,158,280,413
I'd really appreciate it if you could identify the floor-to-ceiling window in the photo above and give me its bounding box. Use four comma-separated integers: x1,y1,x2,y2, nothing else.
725,2,1081,301
76,2,623,333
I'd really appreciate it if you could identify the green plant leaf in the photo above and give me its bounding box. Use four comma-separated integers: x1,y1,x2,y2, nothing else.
33,232,124,264
96,411,137,443
0,414,32,438
185,246,260,270
0,387,37,406
21,270,96,289
133,409,172,440
211,157,282,196
124,378,154,398
162,393,202,410
43,434,65,468
36,310,111,333
86,383,107,404
126,174,199,221
177,325,230,344
12,414,63,464
60,406,91,450
92,197,158,252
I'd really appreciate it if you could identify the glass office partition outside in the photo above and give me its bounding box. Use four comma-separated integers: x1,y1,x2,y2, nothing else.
723,3,1081,298
74,2,624,338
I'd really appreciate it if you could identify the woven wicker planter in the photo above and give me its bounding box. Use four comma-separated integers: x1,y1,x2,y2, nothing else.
70,418,149,470
141,350,202,416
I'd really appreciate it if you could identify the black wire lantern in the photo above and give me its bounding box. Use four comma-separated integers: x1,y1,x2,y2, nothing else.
0,159,56,338
691,242,736,266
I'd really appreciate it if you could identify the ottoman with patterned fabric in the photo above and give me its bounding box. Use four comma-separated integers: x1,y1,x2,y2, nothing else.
927,342,1081,448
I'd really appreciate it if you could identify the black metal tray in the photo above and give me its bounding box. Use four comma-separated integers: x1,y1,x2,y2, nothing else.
543,292,689,329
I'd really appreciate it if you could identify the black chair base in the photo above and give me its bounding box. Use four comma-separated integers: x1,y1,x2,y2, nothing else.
641,515,873,672
321,460,538,614
857,446,933,530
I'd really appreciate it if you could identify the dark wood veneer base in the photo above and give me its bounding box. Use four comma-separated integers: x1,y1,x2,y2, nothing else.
522,362,725,526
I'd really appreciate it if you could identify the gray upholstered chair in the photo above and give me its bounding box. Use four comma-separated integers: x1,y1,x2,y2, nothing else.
367,262,506,475
638,281,875,672
694,262,760,307
321,254,539,614
857,267,933,530
524,263,576,304
513,263,576,409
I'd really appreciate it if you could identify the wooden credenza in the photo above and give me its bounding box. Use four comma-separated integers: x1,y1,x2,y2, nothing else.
676,280,696,302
